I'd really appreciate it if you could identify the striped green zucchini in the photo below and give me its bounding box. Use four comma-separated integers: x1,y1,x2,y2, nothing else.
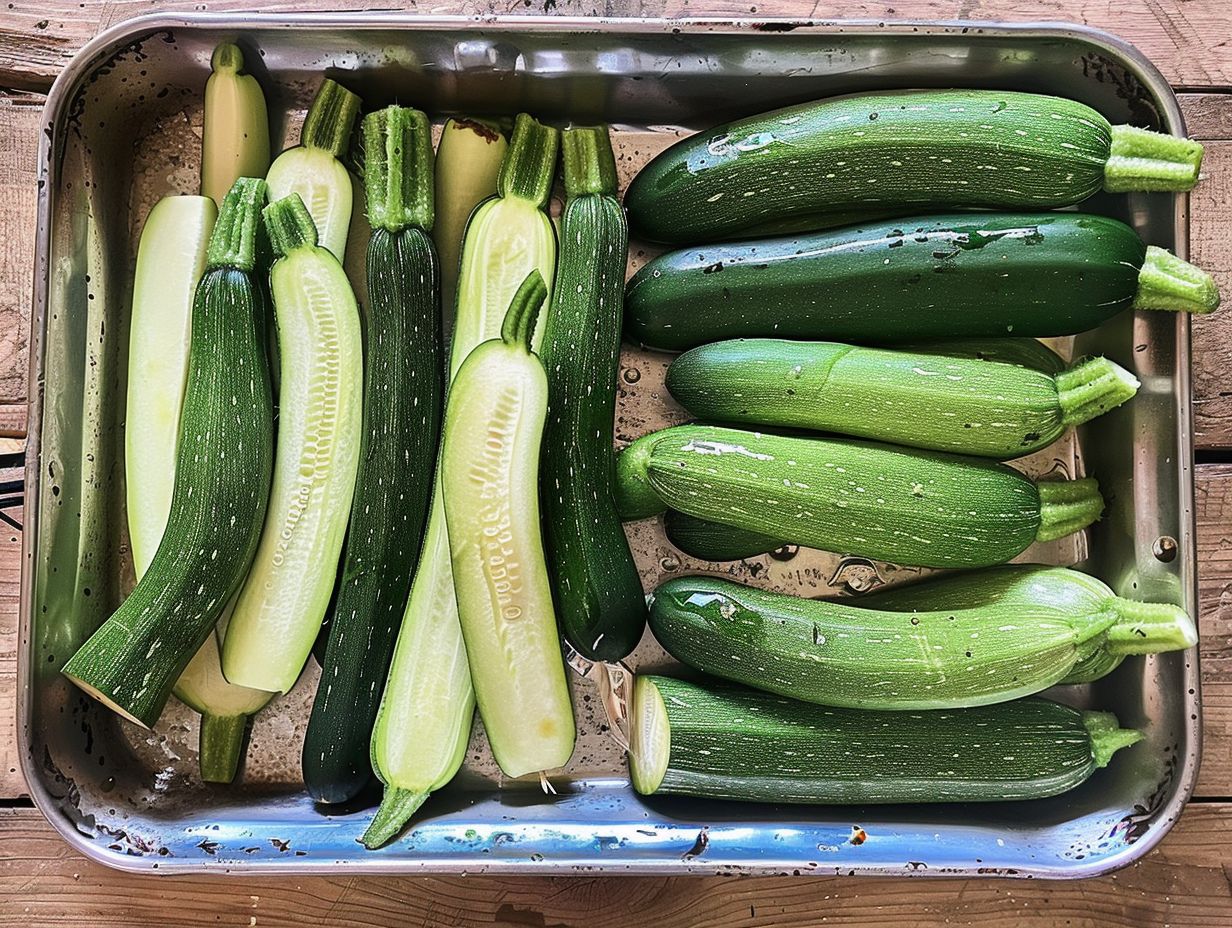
625,90,1204,243
541,127,646,661
616,424,1103,569
625,213,1219,351
629,676,1142,804
62,179,275,727
649,571,1195,709
665,339,1139,459
663,509,785,562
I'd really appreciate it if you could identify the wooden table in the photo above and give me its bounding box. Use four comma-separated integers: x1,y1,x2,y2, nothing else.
4,2,1232,925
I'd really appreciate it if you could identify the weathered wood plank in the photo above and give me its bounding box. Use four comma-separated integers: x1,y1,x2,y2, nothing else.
2,0,1232,92
0,94,38,412
0,802,1231,927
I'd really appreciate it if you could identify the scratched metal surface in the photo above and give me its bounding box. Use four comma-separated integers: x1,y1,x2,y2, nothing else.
19,14,1197,875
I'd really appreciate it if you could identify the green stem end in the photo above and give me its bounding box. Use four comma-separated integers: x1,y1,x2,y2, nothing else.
1104,125,1203,193
362,105,434,233
1133,245,1221,315
210,42,245,74
615,433,668,521
1055,356,1140,427
360,787,430,849
206,177,269,271
301,78,362,159
499,269,548,349
562,126,618,199
1035,477,1104,542
1082,710,1144,769
497,113,560,209
263,193,319,258
1106,597,1198,655
199,714,248,784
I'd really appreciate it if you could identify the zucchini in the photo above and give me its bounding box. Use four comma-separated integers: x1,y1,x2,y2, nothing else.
629,676,1141,804
266,79,361,260
904,337,1066,374
541,127,646,661
222,194,364,693
201,43,270,207
433,118,508,310
625,90,1204,243
666,339,1138,460
362,115,559,848
615,424,1103,569
302,108,445,804
649,571,1195,710
62,179,276,727
626,212,1219,351
442,271,575,779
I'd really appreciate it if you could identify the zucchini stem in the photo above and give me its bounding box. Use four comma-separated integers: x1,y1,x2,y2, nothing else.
1133,245,1221,315
206,177,269,271
263,194,319,257
198,714,248,784
1105,597,1198,655
1082,710,1144,768
615,433,667,521
497,114,560,209
361,787,429,849
562,126,618,198
1035,477,1104,542
363,106,434,233
1103,125,1203,193
499,270,548,350
301,79,362,159
1055,357,1140,426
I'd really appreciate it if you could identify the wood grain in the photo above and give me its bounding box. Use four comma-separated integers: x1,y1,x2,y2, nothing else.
0,94,37,412
2,0,1232,92
0,802,1231,927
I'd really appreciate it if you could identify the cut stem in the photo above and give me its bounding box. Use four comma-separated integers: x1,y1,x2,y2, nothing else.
1105,597,1198,655
497,114,560,209
1133,245,1221,315
1035,477,1104,542
1103,125,1203,192
1055,357,1140,426
206,177,268,271
301,79,362,158
363,106,434,233
499,270,548,350
1082,710,1144,768
562,126,618,199
360,787,430,849
198,714,248,784
263,194,319,257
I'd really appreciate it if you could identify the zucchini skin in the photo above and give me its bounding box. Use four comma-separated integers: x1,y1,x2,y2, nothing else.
625,213,1144,350
302,228,443,804
626,90,1116,244
666,339,1137,459
649,573,1129,709
542,130,646,661
663,509,784,562
631,676,1140,804
621,424,1102,569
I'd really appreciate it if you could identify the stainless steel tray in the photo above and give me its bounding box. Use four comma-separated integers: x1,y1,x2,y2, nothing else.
20,13,1199,877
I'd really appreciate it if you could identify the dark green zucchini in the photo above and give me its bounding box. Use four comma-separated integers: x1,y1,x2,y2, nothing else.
302,107,444,805
541,127,646,661
62,179,275,727
624,213,1219,351
629,676,1142,804
663,509,785,562
625,89,1203,243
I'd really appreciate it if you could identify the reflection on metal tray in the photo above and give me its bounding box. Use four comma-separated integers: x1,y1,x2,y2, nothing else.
20,14,1198,876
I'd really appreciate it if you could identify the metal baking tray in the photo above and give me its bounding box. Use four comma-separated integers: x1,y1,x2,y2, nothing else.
20,13,1199,876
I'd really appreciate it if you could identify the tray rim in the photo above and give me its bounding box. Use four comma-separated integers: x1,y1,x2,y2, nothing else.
19,11,1200,879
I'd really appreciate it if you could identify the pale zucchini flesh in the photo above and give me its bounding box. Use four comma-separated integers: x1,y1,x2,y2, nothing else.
201,43,270,207
223,196,364,693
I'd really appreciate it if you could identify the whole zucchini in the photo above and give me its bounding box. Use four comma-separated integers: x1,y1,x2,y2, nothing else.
626,212,1219,351
62,179,275,727
625,90,1204,243
302,107,444,805
666,338,1139,459
541,127,646,661
616,424,1103,569
629,676,1142,804
663,509,785,562
649,571,1195,710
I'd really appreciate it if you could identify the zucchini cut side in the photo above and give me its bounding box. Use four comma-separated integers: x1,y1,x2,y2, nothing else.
629,676,1142,804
